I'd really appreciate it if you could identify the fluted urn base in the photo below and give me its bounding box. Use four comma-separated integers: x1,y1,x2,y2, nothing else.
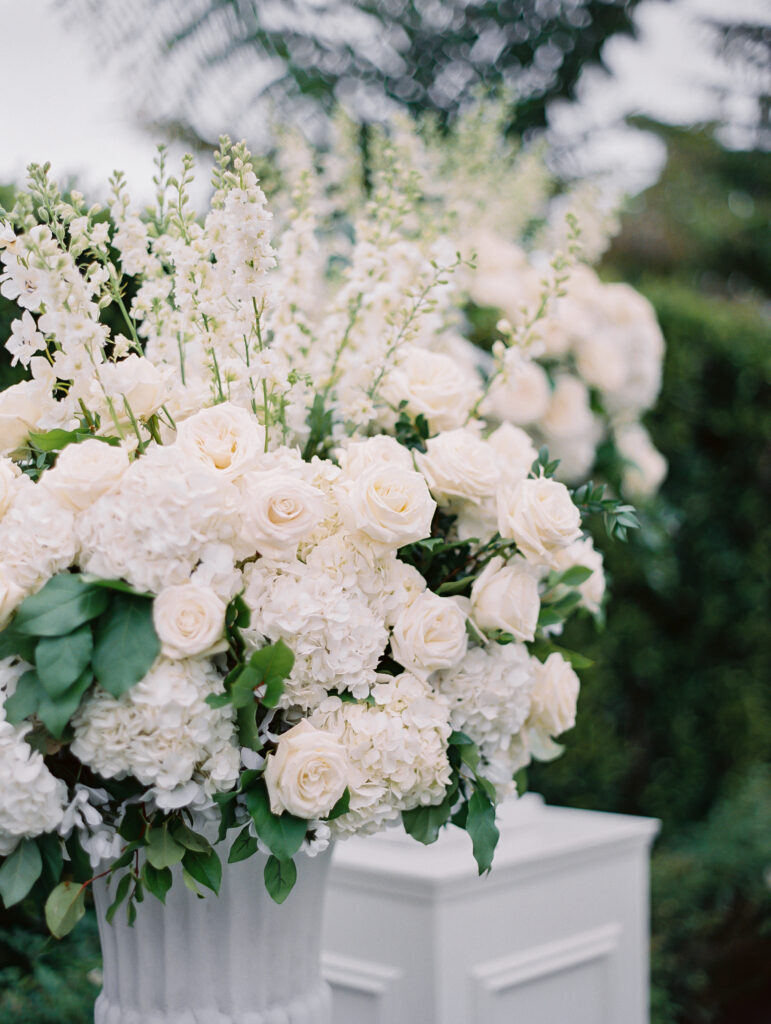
92,846,333,1024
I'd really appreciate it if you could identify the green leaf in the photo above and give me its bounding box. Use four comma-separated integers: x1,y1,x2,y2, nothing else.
226,594,250,630
436,575,476,596
80,575,153,597
105,873,131,923
549,591,582,616
3,670,44,724
236,703,263,752
264,855,297,904
118,805,145,842
326,788,350,821
45,880,86,938
36,668,93,739
13,574,110,637
37,834,64,890
143,863,172,904
92,592,160,697
249,640,294,707
227,825,258,864
169,821,212,855
466,790,499,875
537,607,563,630
0,839,43,908
145,824,185,870
0,628,36,662
35,624,93,698
244,783,307,861
182,848,222,894
205,691,232,709
64,832,93,883
402,797,454,845
181,868,204,897
448,731,474,746
552,565,593,588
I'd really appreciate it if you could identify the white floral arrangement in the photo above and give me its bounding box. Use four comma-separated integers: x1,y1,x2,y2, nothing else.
0,137,638,937
305,105,668,500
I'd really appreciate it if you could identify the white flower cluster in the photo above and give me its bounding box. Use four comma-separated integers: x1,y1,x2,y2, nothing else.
0,127,633,902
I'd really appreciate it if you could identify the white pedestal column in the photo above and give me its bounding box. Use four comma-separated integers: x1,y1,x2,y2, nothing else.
322,795,659,1024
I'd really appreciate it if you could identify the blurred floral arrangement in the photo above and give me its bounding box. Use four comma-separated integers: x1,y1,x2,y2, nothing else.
0,121,646,936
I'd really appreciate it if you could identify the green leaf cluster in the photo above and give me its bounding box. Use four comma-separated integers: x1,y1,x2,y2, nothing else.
0,574,159,740
571,480,639,542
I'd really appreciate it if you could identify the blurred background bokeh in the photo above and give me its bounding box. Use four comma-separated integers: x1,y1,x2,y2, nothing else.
1,2,769,1022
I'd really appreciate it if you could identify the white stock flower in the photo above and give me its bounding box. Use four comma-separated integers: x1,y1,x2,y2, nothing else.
471,556,540,642
390,590,468,677
264,719,348,818
153,583,227,659
528,653,580,739
416,429,499,503
497,477,582,567
40,439,129,512
379,345,481,431
337,462,435,550
175,402,265,480
241,469,324,559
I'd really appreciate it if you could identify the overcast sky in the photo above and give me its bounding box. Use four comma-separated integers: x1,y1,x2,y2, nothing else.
1,0,768,205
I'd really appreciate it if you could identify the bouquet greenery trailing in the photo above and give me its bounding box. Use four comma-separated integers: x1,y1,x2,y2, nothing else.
0,127,642,937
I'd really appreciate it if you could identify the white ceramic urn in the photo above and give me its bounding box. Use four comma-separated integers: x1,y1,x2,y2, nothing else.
91,846,333,1024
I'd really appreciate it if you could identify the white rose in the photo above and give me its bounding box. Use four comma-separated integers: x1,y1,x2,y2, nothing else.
40,439,129,512
390,591,468,677
470,556,540,642
497,477,582,567
175,402,265,480
380,346,481,432
337,435,414,477
242,469,324,559
264,719,348,819
615,424,667,499
338,463,435,549
482,359,550,426
153,584,227,659
528,653,580,738
538,375,594,439
416,429,499,502
98,355,170,421
0,459,21,518
574,333,627,394
0,565,24,628
0,376,53,455
487,423,538,486
551,537,606,615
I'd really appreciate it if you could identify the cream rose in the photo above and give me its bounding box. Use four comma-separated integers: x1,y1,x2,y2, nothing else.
615,424,667,499
244,469,324,559
483,359,550,426
0,377,52,456
41,439,129,512
380,346,481,432
416,429,499,503
0,459,21,518
338,463,435,549
337,435,414,476
497,477,582,566
470,556,540,642
390,591,468,677
487,423,538,486
97,354,170,421
0,565,24,628
264,719,348,818
528,653,580,738
175,403,265,480
153,583,227,660
538,374,594,439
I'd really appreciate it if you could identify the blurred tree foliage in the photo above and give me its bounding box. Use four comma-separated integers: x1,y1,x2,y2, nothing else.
68,0,644,141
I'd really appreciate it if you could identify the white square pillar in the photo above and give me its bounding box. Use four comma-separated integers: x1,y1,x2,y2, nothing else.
322,795,659,1024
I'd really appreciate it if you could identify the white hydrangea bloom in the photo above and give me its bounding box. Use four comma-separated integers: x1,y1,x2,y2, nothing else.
71,659,240,806
311,673,452,837
0,719,68,855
